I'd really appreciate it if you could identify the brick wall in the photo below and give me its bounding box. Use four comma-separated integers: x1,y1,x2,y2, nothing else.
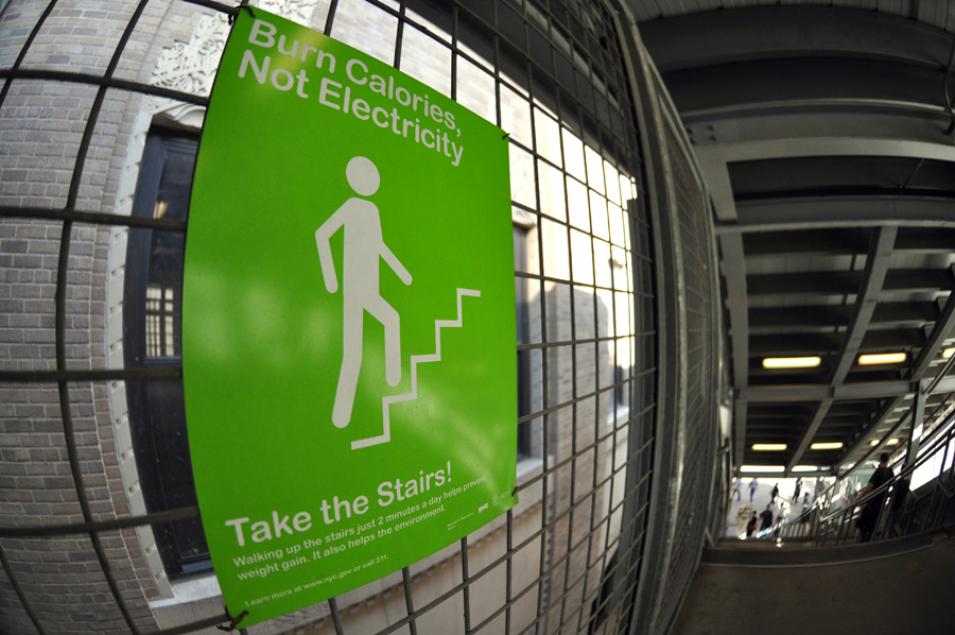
0,1,179,632
0,1,638,633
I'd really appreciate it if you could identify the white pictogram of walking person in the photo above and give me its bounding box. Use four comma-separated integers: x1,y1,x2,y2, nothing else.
315,156,412,429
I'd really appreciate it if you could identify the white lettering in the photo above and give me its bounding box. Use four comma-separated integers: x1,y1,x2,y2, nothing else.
292,511,312,532
271,68,294,91
271,510,293,537
421,128,435,149
345,58,368,85
225,517,250,547
238,49,269,84
249,19,277,48
371,106,389,128
296,69,310,98
318,78,343,110
251,520,272,543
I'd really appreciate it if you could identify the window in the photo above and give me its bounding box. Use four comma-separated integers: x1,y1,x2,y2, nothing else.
145,285,176,358
516,225,533,458
515,224,543,462
124,130,210,578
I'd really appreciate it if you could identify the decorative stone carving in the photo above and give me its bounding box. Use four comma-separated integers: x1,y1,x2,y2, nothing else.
150,0,321,98
151,14,228,97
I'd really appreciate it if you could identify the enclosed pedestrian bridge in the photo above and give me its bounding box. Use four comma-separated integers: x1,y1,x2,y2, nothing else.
2,1,955,634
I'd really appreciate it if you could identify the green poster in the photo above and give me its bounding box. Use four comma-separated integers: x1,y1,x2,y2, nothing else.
182,8,516,626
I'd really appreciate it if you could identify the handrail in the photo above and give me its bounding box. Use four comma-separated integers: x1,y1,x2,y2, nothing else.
820,421,953,524
810,419,955,544
770,415,955,542
809,388,955,520
806,347,955,510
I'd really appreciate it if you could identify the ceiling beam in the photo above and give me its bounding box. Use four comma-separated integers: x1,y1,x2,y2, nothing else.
750,305,851,329
663,60,947,122
740,376,955,402
911,268,955,378
747,272,860,296
743,229,868,257
787,228,897,471
747,269,951,297
838,395,909,471
733,397,747,468
748,302,938,331
681,98,947,130
749,333,841,354
637,6,951,73
873,301,941,325
706,135,955,161
699,151,750,466
722,233,750,385
839,273,955,462
720,196,955,234
785,398,832,475
896,228,955,252
695,137,955,469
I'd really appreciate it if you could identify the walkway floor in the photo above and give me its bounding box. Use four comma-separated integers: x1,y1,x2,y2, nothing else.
672,533,955,635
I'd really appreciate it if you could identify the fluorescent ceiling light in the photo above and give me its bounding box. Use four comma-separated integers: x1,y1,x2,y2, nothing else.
762,356,821,370
810,442,844,451
870,438,900,447
857,352,906,366
740,465,785,473
752,443,788,451
792,465,818,472
943,347,955,360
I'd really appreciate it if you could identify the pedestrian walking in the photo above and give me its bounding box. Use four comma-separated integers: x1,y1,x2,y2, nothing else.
759,505,774,535
771,482,779,503
856,453,894,542
748,477,758,502
746,512,758,538
793,477,802,502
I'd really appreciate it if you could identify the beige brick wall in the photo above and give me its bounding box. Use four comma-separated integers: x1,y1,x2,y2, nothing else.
0,1,640,633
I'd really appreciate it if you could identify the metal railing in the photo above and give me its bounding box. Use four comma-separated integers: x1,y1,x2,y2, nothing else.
0,0,709,633
775,405,955,544
759,338,955,546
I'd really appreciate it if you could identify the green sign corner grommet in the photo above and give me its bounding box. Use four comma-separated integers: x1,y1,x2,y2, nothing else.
182,8,516,626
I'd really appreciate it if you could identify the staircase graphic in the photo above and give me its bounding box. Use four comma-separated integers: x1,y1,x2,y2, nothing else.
351,288,481,450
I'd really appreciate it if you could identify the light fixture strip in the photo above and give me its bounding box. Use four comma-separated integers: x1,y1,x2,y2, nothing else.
762,356,821,370
810,441,844,451
857,352,906,366
740,465,785,473
752,443,788,451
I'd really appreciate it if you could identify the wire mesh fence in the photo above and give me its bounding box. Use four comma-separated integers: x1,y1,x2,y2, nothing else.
0,0,715,633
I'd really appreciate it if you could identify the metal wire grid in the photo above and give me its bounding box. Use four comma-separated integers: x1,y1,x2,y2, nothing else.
0,0,656,633
654,118,717,634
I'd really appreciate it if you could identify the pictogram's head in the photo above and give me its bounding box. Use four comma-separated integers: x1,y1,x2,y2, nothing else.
346,156,380,196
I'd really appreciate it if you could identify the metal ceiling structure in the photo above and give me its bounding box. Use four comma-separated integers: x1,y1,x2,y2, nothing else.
633,1,955,475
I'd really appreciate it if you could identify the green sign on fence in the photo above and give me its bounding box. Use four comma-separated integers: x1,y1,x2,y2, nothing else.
183,8,516,626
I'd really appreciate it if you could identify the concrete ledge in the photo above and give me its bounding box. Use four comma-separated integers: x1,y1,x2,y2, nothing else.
701,532,935,567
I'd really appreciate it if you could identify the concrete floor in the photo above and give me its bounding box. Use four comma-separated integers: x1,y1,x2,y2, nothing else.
672,534,955,635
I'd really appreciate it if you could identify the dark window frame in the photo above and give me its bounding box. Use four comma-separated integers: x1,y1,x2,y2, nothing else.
515,225,534,459
124,129,211,579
